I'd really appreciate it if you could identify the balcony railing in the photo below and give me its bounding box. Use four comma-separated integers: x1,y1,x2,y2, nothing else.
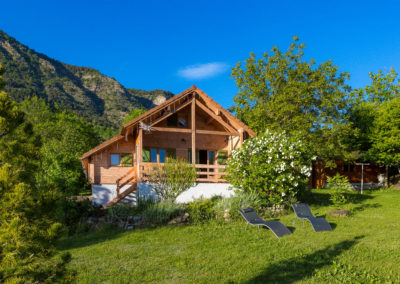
194,164,227,183
139,162,227,183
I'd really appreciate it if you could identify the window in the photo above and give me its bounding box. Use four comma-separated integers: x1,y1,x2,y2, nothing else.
343,163,355,173
110,154,120,166
209,151,215,165
167,113,178,126
178,114,188,127
110,153,133,167
150,149,158,163
143,148,171,163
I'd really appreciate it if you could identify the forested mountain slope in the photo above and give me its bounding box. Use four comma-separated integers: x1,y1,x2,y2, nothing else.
0,29,173,129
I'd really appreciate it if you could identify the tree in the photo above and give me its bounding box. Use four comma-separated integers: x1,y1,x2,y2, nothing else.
368,97,400,186
349,69,400,153
230,37,355,161
226,130,313,206
123,108,147,124
355,68,400,103
348,69,400,186
20,97,100,196
0,65,74,282
149,158,197,201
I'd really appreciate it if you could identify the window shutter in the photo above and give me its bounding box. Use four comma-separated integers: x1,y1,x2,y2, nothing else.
188,149,199,164
143,147,150,162
120,153,133,167
217,150,228,165
167,148,176,159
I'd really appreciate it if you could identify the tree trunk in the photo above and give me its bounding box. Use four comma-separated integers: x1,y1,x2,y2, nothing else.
385,165,389,188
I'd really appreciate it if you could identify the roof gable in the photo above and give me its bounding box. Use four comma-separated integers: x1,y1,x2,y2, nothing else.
121,85,256,137
80,86,255,160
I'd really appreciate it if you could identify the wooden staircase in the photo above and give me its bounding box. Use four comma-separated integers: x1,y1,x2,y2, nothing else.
106,166,138,207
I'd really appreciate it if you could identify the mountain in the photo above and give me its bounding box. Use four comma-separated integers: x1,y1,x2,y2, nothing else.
0,30,174,129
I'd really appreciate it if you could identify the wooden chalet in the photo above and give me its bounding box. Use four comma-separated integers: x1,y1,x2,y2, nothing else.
80,86,256,206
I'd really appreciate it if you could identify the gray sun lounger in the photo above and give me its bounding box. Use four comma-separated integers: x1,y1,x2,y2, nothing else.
292,203,332,232
238,208,292,238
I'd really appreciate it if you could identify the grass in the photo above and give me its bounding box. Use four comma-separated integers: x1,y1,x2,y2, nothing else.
58,189,400,283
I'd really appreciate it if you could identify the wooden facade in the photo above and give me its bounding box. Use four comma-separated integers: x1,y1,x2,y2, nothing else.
311,160,385,188
80,86,255,205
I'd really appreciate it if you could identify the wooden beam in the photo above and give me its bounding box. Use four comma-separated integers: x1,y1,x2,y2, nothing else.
150,99,193,126
195,88,256,137
196,129,239,136
195,100,238,134
125,126,131,141
149,127,235,136
206,117,214,125
196,178,227,182
152,127,191,133
192,97,196,165
239,128,244,145
137,128,143,182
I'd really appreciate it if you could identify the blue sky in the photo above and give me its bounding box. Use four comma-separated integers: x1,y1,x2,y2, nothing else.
2,0,400,108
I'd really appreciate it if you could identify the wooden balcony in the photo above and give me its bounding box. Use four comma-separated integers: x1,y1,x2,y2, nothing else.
195,164,227,183
139,162,227,183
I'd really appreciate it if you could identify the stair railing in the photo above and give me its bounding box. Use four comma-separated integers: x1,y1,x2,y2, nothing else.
116,166,137,198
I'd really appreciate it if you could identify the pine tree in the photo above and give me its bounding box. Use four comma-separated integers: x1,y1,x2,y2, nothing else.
0,65,74,283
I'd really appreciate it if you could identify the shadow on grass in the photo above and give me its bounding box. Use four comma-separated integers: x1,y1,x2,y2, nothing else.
57,227,126,251
307,191,374,207
350,203,382,216
245,235,364,283
286,226,296,233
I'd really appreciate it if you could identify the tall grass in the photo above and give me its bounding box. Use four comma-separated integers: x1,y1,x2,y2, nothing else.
214,191,261,219
142,201,185,225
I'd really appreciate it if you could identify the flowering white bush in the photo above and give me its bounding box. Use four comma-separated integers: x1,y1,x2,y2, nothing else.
226,129,313,206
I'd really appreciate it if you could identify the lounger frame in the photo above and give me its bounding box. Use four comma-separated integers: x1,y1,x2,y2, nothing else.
291,203,332,232
238,208,292,238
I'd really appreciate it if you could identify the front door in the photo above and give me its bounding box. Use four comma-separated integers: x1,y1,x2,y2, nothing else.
199,150,208,178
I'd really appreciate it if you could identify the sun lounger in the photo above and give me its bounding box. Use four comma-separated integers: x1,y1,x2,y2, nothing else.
238,208,292,238
292,203,332,232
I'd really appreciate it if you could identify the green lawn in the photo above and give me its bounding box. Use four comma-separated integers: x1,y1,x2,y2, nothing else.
58,190,400,283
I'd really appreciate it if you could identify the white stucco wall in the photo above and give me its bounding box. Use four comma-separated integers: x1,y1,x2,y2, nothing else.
174,183,235,203
92,184,133,206
92,183,236,206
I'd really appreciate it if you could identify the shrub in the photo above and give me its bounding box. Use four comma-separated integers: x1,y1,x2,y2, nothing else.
214,192,261,220
61,198,103,234
149,158,197,201
226,129,313,206
327,174,354,208
185,196,221,223
137,196,156,212
107,204,135,218
106,197,155,218
142,201,185,225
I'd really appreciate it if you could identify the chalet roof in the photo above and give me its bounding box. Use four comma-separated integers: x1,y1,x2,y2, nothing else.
80,85,255,160
80,134,124,160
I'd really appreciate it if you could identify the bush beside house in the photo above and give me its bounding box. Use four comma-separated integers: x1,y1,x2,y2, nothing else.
226,129,313,206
